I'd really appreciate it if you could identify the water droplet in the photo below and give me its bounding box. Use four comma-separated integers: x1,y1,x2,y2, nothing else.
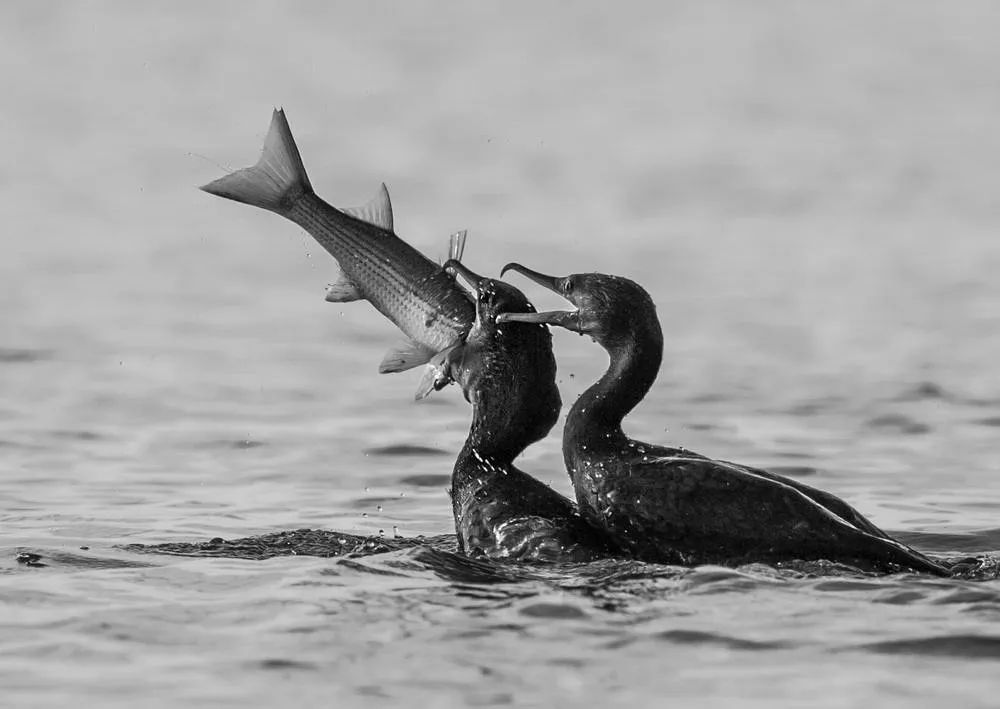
378,529,385,537
376,505,383,512
362,512,368,518
364,486,370,492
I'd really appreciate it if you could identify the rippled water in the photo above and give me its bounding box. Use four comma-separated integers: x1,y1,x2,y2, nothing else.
3,2,1000,707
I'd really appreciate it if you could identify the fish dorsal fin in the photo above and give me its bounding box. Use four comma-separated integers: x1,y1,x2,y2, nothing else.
324,264,363,303
448,230,468,262
378,338,437,374
342,183,394,232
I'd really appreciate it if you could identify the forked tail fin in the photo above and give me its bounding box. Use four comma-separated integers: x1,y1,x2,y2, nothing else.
200,108,312,212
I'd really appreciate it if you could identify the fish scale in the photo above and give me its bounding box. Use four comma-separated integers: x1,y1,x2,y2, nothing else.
287,195,467,350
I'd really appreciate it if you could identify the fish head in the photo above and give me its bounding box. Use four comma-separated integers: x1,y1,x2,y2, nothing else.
498,264,657,349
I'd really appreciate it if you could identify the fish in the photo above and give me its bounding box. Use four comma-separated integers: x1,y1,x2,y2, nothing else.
200,109,476,396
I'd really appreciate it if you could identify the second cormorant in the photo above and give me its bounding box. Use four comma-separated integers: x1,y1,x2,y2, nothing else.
498,264,948,576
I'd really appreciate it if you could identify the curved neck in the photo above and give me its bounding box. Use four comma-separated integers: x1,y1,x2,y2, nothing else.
461,402,523,464
452,326,561,481
459,378,555,467
566,319,663,448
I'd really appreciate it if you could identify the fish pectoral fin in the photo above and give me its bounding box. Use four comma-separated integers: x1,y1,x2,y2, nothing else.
341,183,394,232
379,339,438,374
413,346,462,400
324,266,363,303
414,363,451,400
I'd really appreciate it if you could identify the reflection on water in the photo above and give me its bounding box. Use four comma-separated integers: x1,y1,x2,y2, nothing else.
3,1,1000,707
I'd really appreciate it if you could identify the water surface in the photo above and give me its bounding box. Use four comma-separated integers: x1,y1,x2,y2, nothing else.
3,2,1000,707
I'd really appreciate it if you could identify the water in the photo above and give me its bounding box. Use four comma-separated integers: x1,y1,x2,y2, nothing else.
3,2,1000,706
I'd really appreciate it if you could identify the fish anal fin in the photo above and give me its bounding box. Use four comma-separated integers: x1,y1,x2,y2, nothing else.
379,339,437,374
324,266,363,302
342,183,394,232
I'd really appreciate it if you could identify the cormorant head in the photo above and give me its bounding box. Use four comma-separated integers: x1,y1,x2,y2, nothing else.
443,259,561,452
444,259,535,336
498,263,658,350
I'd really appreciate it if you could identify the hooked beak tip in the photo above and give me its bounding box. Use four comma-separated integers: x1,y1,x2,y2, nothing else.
444,259,484,289
499,262,564,294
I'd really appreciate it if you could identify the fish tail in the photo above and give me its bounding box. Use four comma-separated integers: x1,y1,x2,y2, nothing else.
200,108,312,212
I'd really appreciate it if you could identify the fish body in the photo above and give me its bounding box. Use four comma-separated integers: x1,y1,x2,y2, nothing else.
201,109,475,380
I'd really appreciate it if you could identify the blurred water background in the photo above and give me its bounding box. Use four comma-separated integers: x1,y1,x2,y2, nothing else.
2,2,1000,707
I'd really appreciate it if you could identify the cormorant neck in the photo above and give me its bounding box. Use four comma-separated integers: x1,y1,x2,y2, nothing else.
460,409,523,466
452,326,560,478
457,380,540,469
567,318,663,447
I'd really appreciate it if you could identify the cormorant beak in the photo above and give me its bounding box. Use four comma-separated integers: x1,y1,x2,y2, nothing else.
500,263,564,294
444,259,484,299
498,262,583,332
495,309,582,332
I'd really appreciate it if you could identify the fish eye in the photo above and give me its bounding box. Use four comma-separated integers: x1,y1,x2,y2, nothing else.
563,276,575,293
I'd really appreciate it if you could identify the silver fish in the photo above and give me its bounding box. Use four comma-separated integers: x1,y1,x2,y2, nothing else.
200,109,475,396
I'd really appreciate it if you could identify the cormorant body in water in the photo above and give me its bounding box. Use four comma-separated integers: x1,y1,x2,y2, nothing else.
435,260,617,562
499,264,948,576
